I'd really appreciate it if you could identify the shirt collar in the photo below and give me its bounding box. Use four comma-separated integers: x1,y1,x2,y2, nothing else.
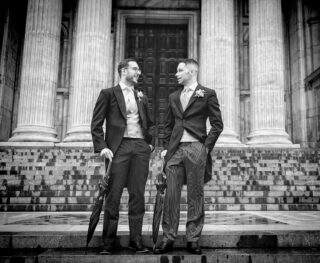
184,82,198,92
119,81,134,92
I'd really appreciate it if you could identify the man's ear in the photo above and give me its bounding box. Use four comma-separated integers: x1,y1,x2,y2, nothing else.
189,68,196,76
121,68,127,76
193,69,198,76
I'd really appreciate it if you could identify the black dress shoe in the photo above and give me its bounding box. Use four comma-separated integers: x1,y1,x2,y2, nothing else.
128,240,149,253
153,241,173,254
187,242,202,254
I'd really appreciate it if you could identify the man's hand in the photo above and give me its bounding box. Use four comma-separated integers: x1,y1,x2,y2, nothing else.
160,150,167,159
149,145,154,152
100,148,114,161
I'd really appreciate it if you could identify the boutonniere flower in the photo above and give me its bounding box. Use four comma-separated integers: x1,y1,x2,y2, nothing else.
194,89,205,98
137,91,144,102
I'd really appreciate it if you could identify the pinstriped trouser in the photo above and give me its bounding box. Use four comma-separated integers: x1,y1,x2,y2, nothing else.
162,141,207,243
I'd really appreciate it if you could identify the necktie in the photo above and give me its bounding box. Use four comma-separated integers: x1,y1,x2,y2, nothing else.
181,87,191,111
125,87,135,113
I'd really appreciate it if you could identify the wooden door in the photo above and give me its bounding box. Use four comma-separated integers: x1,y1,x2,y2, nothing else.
125,24,188,146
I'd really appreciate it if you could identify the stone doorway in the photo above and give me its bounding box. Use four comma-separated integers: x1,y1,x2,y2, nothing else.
125,24,188,146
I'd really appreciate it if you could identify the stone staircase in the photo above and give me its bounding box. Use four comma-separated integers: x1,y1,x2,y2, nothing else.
1,248,320,263
0,147,319,211
1,229,320,262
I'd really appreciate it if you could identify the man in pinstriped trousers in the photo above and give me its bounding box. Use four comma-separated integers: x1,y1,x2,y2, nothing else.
154,59,223,255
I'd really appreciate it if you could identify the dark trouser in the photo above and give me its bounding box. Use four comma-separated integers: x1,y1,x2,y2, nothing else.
162,142,206,243
102,138,151,249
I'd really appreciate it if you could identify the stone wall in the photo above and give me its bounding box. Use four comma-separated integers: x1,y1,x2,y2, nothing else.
284,0,320,148
0,147,319,211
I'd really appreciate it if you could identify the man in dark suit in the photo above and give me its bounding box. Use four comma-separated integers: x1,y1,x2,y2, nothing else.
91,58,154,255
154,58,223,255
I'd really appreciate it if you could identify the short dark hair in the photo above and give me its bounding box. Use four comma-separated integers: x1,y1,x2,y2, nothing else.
118,58,137,76
180,58,199,68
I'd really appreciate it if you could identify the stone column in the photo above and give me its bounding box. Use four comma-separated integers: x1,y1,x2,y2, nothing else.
247,0,293,146
9,0,62,142
63,0,111,142
200,0,243,146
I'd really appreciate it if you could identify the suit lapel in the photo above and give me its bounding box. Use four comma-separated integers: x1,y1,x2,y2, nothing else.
174,88,184,115
113,85,127,119
184,84,201,112
134,90,144,123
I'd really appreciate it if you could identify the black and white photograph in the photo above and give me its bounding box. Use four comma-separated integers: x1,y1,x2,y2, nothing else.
0,0,320,262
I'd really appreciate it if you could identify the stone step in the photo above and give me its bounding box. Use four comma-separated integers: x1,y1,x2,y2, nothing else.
7,181,320,190
2,196,320,205
2,203,320,212
1,248,320,263
6,190,320,199
6,181,320,189
2,231,320,249
4,185,320,191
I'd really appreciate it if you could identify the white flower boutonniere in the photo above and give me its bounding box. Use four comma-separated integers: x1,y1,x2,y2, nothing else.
194,89,205,98
137,91,144,102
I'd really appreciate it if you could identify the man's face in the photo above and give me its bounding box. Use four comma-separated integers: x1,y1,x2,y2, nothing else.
123,61,141,84
175,62,192,85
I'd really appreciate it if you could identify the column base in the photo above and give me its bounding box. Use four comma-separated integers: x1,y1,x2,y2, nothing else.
63,126,93,142
9,126,59,142
215,130,246,147
0,142,55,147
246,130,299,148
56,142,93,147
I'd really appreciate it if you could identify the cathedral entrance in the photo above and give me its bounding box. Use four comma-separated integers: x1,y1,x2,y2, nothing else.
125,24,188,147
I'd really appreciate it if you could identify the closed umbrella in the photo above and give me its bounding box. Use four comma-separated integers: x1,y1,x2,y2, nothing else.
86,159,112,251
152,159,167,250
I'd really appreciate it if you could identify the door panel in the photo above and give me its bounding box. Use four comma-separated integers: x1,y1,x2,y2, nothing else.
125,24,188,146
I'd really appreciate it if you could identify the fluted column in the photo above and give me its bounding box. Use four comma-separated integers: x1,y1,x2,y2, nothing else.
247,0,292,146
9,0,62,142
64,0,111,142
200,0,243,146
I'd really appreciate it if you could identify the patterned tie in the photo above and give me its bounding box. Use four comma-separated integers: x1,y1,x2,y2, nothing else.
124,87,135,113
181,87,191,111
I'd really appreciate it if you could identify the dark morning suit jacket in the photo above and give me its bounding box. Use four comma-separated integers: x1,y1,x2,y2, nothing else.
163,84,223,183
91,85,155,154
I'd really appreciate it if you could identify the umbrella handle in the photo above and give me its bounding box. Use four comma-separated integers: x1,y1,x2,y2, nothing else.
100,159,112,188
159,158,165,173
105,159,112,178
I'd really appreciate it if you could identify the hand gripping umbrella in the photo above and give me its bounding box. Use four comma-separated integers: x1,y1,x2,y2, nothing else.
86,159,112,251
152,159,167,250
